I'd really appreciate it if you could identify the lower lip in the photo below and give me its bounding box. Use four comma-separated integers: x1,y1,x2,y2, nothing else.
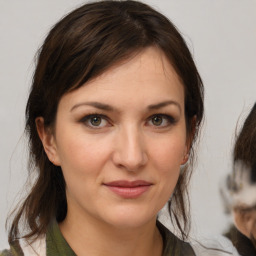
105,185,151,199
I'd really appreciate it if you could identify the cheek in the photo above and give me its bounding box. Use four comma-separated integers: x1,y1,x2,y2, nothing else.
56,134,112,196
150,135,186,170
54,134,114,202
148,133,187,177
149,135,186,195
57,131,112,169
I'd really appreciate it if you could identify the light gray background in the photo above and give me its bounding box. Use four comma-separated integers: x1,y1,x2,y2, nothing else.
0,0,255,248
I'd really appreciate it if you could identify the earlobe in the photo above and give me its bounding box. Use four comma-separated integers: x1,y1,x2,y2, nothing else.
35,117,61,166
181,148,189,165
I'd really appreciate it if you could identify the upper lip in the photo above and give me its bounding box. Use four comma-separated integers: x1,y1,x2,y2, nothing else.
103,180,153,187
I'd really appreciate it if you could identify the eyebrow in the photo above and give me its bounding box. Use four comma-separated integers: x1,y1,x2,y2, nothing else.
70,100,181,112
147,100,181,112
70,102,115,112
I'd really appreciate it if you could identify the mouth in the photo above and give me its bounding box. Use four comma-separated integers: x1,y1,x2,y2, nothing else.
103,180,153,199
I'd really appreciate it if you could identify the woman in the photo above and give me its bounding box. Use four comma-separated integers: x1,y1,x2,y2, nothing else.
223,103,256,255
1,1,238,255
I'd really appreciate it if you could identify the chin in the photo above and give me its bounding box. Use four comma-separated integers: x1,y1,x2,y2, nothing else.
108,217,154,230
101,206,158,229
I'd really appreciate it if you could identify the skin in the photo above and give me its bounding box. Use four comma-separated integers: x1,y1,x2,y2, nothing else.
37,47,190,256
233,208,256,239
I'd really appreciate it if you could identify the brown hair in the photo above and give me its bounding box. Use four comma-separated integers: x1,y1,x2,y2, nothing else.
234,103,256,181
8,0,204,242
233,103,256,243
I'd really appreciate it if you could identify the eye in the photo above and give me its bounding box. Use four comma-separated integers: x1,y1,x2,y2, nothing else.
80,114,110,128
152,115,164,126
147,114,176,128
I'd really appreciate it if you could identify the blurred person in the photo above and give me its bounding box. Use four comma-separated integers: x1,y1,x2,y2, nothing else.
222,103,256,256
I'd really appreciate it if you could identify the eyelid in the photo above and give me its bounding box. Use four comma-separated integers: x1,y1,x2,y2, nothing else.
78,112,177,129
80,113,108,122
79,113,112,128
146,113,177,127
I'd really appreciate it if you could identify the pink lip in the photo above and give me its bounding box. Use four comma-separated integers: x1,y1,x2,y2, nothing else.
103,180,152,199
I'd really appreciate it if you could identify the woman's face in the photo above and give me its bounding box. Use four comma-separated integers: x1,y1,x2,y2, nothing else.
46,47,189,228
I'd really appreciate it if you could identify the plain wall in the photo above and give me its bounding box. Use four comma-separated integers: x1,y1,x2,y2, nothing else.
0,0,255,248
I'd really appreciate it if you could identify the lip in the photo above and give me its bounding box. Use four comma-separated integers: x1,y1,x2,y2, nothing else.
103,180,153,199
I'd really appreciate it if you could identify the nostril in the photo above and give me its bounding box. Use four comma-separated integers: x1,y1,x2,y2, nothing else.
112,151,148,172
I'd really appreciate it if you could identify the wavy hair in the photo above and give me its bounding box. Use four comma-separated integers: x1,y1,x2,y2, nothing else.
8,0,204,242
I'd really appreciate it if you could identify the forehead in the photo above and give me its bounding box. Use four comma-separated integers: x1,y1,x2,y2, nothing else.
59,47,184,111
89,47,182,87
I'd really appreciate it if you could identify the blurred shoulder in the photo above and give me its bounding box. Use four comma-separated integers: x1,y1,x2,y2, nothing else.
0,240,23,256
191,235,241,256
0,246,21,256
0,250,13,256
0,235,46,256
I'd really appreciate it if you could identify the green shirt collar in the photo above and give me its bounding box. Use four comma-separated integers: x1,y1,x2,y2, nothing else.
46,220,194,256
46,220,76,256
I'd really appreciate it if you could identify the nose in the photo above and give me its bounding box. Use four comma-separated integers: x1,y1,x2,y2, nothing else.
112,125,148,172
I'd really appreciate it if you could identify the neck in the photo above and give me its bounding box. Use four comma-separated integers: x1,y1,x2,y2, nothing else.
59,212,163,256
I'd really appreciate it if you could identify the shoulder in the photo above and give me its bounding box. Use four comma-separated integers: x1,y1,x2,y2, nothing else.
157,221,195,255
191,235,241,256
0,235,46,256
157,221,241,256
0,250,13,256
0,240,23,256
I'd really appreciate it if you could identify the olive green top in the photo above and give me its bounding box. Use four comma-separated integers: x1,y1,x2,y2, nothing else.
1,220,195,256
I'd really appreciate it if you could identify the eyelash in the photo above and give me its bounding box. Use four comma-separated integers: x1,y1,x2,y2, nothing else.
80,114,111,129
146,114,177,128
79,113,177,129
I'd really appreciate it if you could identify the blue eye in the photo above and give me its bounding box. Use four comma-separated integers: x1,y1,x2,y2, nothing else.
81,114,109,128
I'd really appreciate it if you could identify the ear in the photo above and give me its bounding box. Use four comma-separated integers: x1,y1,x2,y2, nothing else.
233,208,256,239
35,117,61,166
181,148,189,165
181,116,197,165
